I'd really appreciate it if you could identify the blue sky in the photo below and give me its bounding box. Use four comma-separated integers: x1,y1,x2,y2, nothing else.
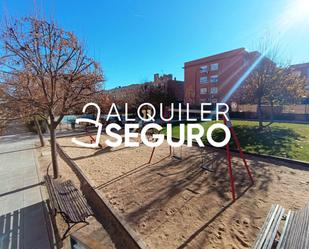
1,0,309,89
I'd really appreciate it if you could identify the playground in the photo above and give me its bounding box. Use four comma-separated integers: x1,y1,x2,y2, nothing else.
57,134,309,249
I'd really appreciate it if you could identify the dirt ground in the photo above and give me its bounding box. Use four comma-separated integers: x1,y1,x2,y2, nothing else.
56,134,309,249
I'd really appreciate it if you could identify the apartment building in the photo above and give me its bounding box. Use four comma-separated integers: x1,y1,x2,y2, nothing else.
184,48,260,105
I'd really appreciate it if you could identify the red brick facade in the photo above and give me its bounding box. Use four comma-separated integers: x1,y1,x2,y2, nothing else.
184,48,260,105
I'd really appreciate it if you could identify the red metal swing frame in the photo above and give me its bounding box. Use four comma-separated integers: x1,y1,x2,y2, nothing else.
85,126,103,148
223,116,254,201
148,116,254,201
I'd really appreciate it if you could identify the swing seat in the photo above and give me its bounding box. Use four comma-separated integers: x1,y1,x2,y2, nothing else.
201,164,214,172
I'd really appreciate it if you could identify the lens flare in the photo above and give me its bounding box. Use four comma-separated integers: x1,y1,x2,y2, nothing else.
219,0,309,104
284,0,309,25
294,0,309,17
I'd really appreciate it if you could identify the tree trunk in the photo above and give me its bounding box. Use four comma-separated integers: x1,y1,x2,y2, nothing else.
270,100,274,124
49,123,59,179
33,116,45,147
257,98,263,127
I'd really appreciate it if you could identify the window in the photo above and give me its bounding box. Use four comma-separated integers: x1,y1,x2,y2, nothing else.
200,65,208,73
210,87,218,94
210,75,218,83
200,76,208,83
200,88,207,94
211,63,219,71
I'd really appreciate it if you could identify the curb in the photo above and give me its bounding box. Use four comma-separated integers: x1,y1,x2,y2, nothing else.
234,150,309,168
167,135,309,168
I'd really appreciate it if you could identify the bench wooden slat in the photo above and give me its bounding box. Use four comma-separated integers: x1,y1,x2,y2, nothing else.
253,202,309,249
284,212,299,249
263,206,284,249
64,181,92,217
304,204,309,249
276,211,292,249
61,181,92,217
56,181,89,222
44,175,93,238
252,204,284,249
296,205,308,249
302,203,309,249
53,181,80,222
252,205,276,249
276,203,309,249
59,181,92,221
44,175,59,213
56,182,80,222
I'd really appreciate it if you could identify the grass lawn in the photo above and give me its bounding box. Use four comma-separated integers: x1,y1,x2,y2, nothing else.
164,120,309,162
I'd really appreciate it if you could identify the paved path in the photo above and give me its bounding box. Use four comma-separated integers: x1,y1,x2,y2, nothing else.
0,133,53,249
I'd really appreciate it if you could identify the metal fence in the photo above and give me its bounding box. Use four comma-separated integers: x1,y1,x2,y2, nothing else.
234,104,309,114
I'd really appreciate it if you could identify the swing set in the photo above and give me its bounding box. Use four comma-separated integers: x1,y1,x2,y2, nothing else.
147,116,254,201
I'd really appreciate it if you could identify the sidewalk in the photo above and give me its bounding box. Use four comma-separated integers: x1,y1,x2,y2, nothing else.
0,133,53,249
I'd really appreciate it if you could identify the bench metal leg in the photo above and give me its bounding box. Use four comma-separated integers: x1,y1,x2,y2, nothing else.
62,222,78,240
62,221,89,240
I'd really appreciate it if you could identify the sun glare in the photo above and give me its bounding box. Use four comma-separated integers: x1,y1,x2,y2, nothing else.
294,0,309,17
286,0,309,24
278,0,309,31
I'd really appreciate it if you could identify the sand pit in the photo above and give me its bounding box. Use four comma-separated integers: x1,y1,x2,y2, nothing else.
57,134,309,249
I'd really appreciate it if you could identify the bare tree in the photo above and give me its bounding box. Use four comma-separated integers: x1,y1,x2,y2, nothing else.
1,73,46,145
137,85,177,109
236,38,305,127
266,67,306,122
237,58,276,127
0,17,103,178
95,91,114,114
0,88,10,135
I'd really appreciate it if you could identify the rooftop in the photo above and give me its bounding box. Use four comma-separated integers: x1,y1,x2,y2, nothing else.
184,48,247,67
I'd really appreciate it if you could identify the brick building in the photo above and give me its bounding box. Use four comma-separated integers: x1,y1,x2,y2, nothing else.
107,83,141,105
106,73,184,107
290,63,309,91
151,74,184,103
184,48,261,105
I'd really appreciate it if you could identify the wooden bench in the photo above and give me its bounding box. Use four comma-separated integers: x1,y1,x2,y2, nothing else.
44,175,93,239
252,203,309,249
